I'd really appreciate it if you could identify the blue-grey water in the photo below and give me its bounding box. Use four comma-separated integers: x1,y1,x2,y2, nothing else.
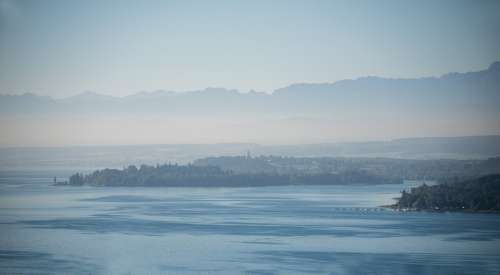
0,146,499,274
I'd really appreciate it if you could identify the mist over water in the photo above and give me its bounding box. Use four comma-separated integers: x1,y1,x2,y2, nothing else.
1,62,500,147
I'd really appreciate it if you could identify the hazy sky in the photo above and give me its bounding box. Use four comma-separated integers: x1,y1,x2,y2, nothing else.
1,0,499,98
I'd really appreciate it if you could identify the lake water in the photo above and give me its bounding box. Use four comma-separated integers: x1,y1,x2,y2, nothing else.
0,145,499,275
1,173,499,275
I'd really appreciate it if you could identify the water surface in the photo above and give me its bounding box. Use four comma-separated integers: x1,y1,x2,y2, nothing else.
0,173,499,274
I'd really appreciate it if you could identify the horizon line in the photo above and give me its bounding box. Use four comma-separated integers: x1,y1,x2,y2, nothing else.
1,134,499,150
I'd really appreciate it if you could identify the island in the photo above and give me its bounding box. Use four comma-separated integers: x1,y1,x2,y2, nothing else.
64,163,401,187
60,155,500,188
390,174,500,212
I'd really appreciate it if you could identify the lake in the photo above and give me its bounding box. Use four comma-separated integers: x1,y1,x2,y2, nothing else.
1,171,499,275
0,144,499,274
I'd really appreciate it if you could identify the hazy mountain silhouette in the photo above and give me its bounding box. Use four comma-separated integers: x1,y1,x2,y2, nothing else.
1,62,499,116
1,62,499,146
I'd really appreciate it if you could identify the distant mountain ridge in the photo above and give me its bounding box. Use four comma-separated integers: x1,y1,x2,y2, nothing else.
1,61,499,116
1,62,499,146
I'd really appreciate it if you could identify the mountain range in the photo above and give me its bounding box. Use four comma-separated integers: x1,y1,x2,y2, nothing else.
1,62,499,146
1,62,499,117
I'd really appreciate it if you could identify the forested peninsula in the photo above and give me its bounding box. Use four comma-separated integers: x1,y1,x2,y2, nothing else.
60,155,500,187
64,163,400,187
390,174,500,212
